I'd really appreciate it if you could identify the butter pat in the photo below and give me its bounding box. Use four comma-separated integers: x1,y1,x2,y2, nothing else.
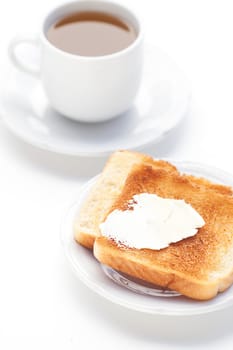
100,193,205,250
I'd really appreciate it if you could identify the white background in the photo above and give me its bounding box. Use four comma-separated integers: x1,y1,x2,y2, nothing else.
1,0,233,349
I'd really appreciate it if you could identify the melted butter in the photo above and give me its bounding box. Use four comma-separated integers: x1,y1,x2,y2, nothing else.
100,193,205,250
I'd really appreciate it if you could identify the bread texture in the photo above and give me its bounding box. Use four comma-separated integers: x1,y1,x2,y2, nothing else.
94,162,233,300
74,150,178,249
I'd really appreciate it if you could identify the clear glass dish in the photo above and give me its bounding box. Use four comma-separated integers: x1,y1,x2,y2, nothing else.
61,160,233,315
101,265,180,297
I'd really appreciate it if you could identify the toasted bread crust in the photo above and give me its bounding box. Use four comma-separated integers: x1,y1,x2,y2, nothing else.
94,163,233,300
94,237,220,300
183,174,233,196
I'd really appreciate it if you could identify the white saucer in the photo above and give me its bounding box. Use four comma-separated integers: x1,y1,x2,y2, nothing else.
0,45,190,157
61,160,233,315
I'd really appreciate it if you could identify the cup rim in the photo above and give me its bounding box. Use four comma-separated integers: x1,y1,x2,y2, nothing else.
41,0,143,60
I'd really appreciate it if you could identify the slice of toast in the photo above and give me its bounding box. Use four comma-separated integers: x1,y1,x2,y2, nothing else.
94,163,233,300
75,150,232,250
74,150,178,249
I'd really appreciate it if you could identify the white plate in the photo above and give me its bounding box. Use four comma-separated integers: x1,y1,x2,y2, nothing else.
0,45,190,157
61,161,233,315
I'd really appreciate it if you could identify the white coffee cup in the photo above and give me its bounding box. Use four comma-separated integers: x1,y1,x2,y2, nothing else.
8,1,143,122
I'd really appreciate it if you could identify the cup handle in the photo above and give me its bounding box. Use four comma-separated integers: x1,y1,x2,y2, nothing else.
8,37,40,78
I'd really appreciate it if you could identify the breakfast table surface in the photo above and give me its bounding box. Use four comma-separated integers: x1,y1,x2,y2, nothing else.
1,0,233,349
